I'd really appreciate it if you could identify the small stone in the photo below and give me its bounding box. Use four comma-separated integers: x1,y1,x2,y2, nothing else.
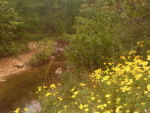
14,62,24,68
51,56,55,59
55,68,62,74
0,79,6,83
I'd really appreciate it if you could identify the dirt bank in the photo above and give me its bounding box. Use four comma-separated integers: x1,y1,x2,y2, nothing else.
0,45,36,82
0,41,67,82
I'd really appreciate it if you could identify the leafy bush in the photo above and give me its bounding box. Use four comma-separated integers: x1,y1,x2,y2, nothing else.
0,42,28,57
65,0,150,70
0,0,22,57
29,39,54,66
65,11,115,70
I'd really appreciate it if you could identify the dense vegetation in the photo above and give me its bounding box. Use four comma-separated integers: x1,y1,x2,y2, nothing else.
37,50,150,113
0,0,22,56
0,0,150,112
66,0,150,70
0,0,83,56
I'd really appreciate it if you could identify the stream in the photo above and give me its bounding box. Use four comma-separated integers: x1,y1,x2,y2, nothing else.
0,42,66,113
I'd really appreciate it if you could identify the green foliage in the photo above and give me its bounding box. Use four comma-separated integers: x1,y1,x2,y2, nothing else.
7,0,83,35
0,0,83,57
65,2,116,70
0,0,22,56
29,39,54,66
0,42,28,57
65,0,150,70
0,0,21,39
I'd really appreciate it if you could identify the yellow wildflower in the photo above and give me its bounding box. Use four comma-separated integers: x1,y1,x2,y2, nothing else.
38,87,42,91
116,97,121,103
80,83,86,86
144,78,148,81
120,86,131,92
129,50,136,55
94,111,100,113
134,111,139,113
64,105,67,109
15,108,20,113
102,76,110,81
147,84,150,91
141,102,145,105
107,81,111,85
135,74,143,80
91,97,95,100
74,91,79,95
120,56,126,60
58,97,63,101
79,104,84,109
105,94,111,98
71,87,75,92
97,100,101,103
71,91,79,98
84,105,88,107
144,91,148,94
115,106,122,113
104,111,111,113
43,86,47,89
24,108,28,111
85,108,89,112
50,84,56,89
148,55,150,60
107,101,111,104
46,93,52,97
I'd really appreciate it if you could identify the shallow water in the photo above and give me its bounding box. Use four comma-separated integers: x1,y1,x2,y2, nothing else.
0,66,46,113
0,51,66,113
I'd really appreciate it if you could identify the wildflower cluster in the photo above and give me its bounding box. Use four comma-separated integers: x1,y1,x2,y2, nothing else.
15,47,150,113
89,54,150,113
14,108,28,113
39,50,149,113
137,41,144,47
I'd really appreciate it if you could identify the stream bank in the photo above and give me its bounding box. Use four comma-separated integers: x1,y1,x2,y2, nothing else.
0,42,67,113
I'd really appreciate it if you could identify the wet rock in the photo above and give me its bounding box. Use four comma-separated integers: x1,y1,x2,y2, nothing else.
55,47,64,52
55,68,62,74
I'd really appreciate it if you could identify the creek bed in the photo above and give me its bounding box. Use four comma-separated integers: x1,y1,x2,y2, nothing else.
0,42,66,113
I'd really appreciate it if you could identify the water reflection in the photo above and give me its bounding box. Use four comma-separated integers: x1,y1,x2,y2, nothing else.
0,57,65,113
0,42,66,113
0,66,46,113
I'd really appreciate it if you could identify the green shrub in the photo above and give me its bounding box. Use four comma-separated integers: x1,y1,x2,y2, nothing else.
0,42,28,57
29,39,54,66
65,0,150,70
0,0,22,57
65,35,113,71
65,4,116,70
